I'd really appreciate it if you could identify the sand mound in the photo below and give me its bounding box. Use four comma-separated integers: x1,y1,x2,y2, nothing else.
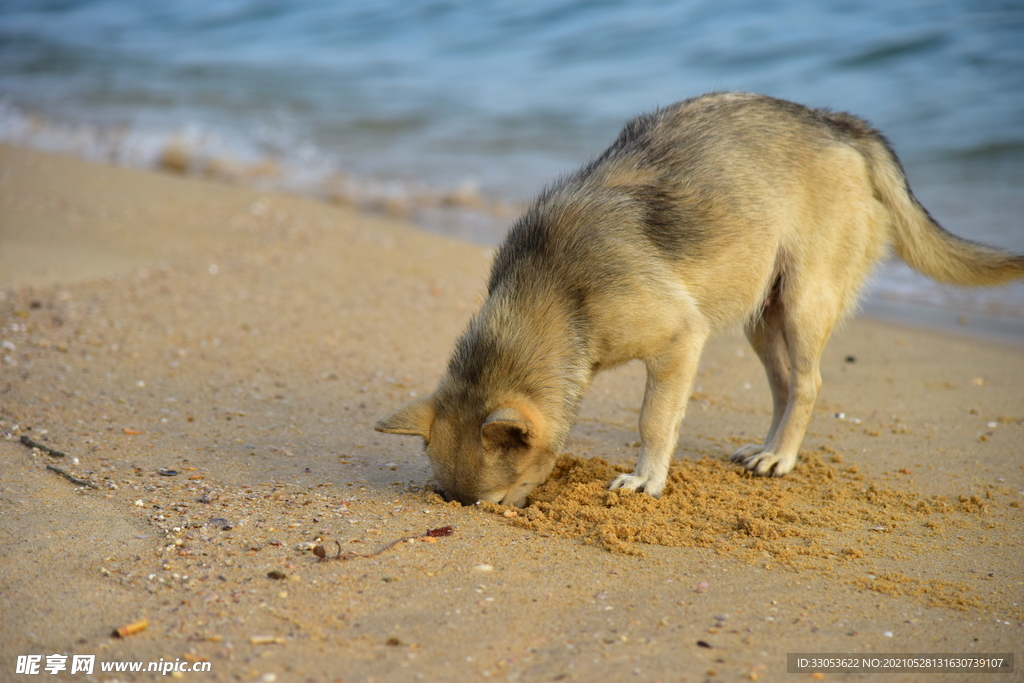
483,453,986,567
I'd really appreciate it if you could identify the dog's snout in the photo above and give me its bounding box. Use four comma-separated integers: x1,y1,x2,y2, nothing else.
435,486,476,506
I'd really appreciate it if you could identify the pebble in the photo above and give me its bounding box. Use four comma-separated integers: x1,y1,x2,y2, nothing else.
473,564,494,572
883,630,894,638
695,581,709,593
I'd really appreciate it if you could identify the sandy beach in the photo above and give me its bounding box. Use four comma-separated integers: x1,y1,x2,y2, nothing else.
1,143,1021,682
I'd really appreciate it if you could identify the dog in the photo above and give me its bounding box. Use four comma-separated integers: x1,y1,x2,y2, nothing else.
376,92,1024,507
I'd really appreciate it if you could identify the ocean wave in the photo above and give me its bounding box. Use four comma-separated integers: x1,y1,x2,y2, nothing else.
0,100,517,243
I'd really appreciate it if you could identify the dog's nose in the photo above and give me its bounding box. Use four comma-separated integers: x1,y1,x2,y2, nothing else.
436,486,476,506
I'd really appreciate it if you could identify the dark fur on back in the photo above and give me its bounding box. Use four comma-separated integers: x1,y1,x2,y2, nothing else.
488,92,874,291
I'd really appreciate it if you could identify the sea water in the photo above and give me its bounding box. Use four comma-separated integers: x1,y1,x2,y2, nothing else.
1,0,1021,341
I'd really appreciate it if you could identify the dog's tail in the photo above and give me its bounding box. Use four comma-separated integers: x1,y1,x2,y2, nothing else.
861,136,1024,286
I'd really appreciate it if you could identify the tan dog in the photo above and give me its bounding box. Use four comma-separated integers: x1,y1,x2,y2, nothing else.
376,92,1024,507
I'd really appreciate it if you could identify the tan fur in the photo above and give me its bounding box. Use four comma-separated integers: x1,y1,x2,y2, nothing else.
376,92,1024,506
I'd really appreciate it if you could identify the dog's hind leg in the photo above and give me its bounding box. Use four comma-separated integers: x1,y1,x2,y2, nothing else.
610,317,710,497
733,284,837,477
732,293,790,463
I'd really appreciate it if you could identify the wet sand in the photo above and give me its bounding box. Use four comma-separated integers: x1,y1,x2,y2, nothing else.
1,143,1021,682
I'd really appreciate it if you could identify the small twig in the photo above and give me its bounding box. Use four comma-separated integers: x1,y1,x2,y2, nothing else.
314,526,454,562
316,537,409,562
20,434,67,457
46,464,99,489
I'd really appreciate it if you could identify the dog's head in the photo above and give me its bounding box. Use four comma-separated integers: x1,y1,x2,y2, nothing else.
374,392,556,507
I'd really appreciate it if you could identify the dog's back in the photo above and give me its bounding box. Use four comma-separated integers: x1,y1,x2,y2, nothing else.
491,94,875,344
492,93,1021,334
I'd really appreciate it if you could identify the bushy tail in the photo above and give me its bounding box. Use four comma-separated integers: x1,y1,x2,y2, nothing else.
861,138,1024,286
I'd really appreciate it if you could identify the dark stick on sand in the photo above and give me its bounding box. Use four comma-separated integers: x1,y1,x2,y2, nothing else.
314,526,455,562
45,464,100,489
19,434,67,458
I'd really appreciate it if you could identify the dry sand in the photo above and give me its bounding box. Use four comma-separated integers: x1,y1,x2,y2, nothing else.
1,143,1021,682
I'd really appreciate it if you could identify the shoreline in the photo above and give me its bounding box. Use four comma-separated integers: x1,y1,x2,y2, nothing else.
860,297,1024,350
1,143,1021,682
2,142,1021,350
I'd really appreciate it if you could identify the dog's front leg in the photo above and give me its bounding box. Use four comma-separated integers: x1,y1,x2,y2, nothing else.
610,323,708,497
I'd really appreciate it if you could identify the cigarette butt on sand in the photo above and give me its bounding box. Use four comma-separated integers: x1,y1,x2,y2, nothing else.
250,636,286,645
113,619,149,638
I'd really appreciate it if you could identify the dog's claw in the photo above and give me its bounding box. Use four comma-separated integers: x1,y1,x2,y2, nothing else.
609,473,665,498
733,449,796,477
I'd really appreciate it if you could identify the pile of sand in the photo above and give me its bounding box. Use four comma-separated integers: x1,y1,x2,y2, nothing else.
484,452,988,565
479,453,1007,612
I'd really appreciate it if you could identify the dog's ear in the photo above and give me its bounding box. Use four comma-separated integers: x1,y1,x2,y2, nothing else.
481,406,533,452
375,394,436,440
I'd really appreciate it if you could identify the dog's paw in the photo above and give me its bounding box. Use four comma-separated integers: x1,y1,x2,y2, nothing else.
609,473,665,498
733,449,796,477
731,443,765,461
